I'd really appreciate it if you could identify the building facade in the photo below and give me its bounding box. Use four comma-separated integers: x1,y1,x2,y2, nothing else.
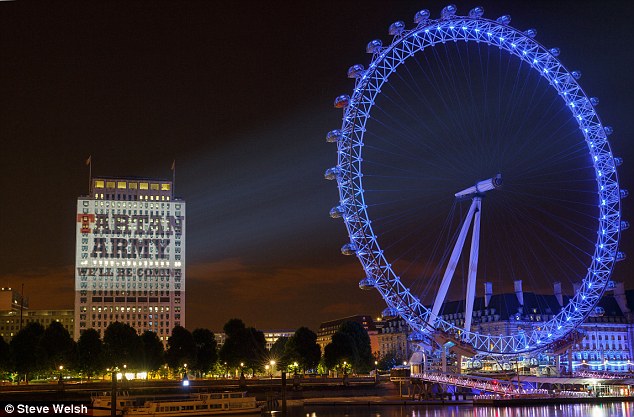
1,287,74,341
422,280,634,374
376,316,410,362
263,330,295,350
74,177,185,343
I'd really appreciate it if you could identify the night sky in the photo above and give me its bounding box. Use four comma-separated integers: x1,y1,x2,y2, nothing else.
1,1,632,333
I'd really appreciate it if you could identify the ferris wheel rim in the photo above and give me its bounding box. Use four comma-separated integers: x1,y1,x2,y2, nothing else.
333,12,622,354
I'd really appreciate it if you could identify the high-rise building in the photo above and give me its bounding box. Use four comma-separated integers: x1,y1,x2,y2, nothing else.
74,177,185,344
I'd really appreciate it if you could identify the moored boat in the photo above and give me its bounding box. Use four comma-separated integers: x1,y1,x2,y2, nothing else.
123,392,260,416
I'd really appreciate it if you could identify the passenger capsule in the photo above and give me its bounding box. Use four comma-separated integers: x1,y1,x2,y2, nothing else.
441,4,457,19
329,205,346,219
358,277,376,290
524,28,537,38
590,97,599,106
620,189,629,199
571,70,582,80
604,126,614,136
341,242,358,256
469,7,484,18
549,47,561,57
326,129,343,143
324,167,340,180
497,15,511,25
621,220,630,231
414,9,431,24
366,39,383,54
334,94,350,108
347,64,365,78
616,251,626,262
614,157,623,166
389,21,405,36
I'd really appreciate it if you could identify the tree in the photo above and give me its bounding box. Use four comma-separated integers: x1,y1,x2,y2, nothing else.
339,321,373,373
10,322,47,382
243,327,266,376
192,328,217,377
102,322,143,370
284,327,321,373
219,319,248,368
218,319,266,376
41,321,76,373
377,350,403,371
76,329,103,378
323,321,373,373
323,331,356,371
270,336,289,366
0,336,10,374
140,331,165,373
166,326,196,371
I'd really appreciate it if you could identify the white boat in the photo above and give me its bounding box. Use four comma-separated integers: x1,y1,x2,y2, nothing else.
123,392,261,416
91,391,136,416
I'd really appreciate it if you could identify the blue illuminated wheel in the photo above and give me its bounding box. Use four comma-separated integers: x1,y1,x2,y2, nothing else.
326,5,625,354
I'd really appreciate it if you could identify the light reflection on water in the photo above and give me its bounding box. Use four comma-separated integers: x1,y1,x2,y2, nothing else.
266,402,634,417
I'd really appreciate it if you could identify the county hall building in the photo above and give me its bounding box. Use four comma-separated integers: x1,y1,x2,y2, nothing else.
74,177,185,344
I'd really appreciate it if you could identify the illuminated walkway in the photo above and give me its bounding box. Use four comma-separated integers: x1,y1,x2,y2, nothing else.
412,373,593,397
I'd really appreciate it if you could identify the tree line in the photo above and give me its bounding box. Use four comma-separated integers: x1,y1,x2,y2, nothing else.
0,318,375,382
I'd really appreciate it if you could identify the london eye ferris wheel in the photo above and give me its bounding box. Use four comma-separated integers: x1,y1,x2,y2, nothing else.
325,5,626,355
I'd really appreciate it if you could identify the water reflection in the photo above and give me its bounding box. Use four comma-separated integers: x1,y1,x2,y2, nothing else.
275,402,634,417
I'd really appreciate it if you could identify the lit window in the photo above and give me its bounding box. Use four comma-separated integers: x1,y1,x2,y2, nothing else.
161,183,170,191
151,183,160,191
117,182,127,189
129,182,137,189
106,181,115,189
95,180,105,188
140,183,149,190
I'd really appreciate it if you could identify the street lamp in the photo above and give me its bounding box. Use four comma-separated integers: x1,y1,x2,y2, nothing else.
58,365,64,385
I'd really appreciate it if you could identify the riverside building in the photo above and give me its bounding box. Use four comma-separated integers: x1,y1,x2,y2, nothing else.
0,287,74,341
74,177,185,344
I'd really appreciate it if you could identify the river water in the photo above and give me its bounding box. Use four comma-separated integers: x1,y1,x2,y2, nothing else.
267,402,634,417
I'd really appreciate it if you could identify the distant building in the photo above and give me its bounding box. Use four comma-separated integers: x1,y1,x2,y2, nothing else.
376,315,410,362
214,332,227,348
1,287,73,341
75,177,185,344
316,315,378,355
263,329,295,350
214,330,295,351
0,287,27,312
